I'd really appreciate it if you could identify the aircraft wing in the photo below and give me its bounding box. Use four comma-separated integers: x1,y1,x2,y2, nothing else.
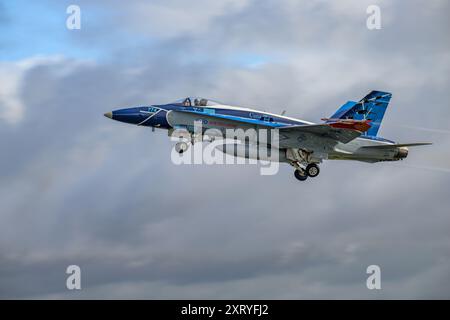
167,109,371,149
278,119,372,146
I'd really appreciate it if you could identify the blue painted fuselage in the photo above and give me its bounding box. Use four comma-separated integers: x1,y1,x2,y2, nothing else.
109,101,394,144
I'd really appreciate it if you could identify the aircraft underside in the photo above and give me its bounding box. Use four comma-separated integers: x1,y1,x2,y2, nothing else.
171,133,410,181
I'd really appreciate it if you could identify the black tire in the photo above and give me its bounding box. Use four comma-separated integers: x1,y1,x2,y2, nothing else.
294,169,308,181
306,163,320,178
175,142,188,154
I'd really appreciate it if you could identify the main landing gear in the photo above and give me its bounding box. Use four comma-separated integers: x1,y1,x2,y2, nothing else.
294,169,308,181
293,163,320,181
287,149,321,182
305,163,320,178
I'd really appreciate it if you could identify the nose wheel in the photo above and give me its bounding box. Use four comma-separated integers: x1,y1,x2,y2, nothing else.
175,142,189,154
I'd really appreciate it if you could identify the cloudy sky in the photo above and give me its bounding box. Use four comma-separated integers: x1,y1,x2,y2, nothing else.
1,0,449,299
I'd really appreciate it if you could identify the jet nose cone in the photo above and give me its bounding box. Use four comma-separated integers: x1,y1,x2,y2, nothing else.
104,111,113,119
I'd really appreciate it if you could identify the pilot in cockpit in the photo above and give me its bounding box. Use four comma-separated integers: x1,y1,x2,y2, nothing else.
183,97,191,107
195,98,208,106
194,98,200,106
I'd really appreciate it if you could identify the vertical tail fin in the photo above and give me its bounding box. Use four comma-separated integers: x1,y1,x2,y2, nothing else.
329,90,392,137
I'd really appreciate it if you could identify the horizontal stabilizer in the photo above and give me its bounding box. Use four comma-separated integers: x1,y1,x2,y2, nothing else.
360,142,432,149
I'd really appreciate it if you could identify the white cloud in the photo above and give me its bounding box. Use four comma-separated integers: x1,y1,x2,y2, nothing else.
0,61,26,124
0,55,88,125
119,0,250,38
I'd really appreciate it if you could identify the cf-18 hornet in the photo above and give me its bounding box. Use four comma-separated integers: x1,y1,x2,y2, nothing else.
104,91,431,181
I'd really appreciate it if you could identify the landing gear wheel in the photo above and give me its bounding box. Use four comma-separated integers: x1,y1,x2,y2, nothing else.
306,163,320,178
294,169,308,181
175,142,189,154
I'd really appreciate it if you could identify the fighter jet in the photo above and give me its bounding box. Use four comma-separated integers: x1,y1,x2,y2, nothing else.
104,91,431,181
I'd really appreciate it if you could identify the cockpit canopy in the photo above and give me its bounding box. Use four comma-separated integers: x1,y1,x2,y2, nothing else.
172,97,223,107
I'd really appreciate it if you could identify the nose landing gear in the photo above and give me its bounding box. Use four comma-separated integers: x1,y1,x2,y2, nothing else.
175,142,189,154
172,130,203,154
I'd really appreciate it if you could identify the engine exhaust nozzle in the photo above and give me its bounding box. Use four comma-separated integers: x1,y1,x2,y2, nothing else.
396,146,409,159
